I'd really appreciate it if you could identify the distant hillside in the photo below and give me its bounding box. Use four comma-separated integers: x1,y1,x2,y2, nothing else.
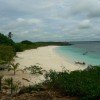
21,40,33,44
18,40,71,51
0,33,71,53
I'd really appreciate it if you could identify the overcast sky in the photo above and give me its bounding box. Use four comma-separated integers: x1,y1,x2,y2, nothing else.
0,0,100,41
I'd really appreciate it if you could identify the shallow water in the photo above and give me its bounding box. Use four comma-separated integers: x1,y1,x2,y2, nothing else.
56,41,100,66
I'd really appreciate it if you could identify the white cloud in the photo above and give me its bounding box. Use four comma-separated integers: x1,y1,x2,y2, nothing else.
78,19,91,29
17,18,25,22
28,19,42,24
16,18,42,24
0,0,100,41
71,0,100,18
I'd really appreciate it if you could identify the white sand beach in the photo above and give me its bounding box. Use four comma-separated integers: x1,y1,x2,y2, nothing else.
15,46,87,71
2,46,87,86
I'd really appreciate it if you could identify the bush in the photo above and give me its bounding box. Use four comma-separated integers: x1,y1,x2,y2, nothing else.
44,66,100,99
14,43,23,52
0,45,15,62
4,78,21,94
19,84,44,94
0,33,15,46
24,65,44,75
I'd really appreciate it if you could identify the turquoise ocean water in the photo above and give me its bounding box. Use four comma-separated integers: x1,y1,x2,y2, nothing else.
56,41,100,66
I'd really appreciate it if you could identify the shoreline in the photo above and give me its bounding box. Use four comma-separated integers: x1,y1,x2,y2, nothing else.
15,46,87,71
2,46,87,86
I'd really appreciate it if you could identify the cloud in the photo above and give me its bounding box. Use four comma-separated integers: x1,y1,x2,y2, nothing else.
16,18,42,24
0,0,100,41
78,19,91,29
17,18,25,22
71,0,100,18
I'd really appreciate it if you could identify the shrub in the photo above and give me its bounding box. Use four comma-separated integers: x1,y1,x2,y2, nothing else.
44,66,100,99
14,43,23,52
0,33,15,46
24,65,43,75
4,78,21,94
0,45,15,62
19,84,44,94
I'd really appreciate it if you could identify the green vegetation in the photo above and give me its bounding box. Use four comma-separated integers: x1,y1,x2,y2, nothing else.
4,77,21,94
0,32,71,55
10,66,100,99
0,33,16,64
8,32,13,39
19,84,44,94
0,45,15,63
17,41,71,51
0,33,15,46
0,33,71,71
24,65,45,75
21,40,33,44
8,63,19,75
44,66,100,99
0,33,100,99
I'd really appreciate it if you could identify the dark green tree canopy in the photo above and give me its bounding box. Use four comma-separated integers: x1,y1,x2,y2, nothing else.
0,33,15,46
8,32,13,39
21,40,33,44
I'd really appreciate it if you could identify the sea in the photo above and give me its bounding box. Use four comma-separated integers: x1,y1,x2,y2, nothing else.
56,41,100,66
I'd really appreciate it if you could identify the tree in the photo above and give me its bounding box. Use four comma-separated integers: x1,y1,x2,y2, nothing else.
8,32,13,39
0,33,14,46
9,63,19,75
0,45,15,62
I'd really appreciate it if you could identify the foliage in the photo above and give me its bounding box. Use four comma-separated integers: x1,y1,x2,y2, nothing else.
4,77,21,94
16,41,71,51
44,66,100,99
0,45,15,62
0,33,71,53
19,84,44,94
8,63,19,75
0,33,16,63
17,43,37,51
24,65,44,75
14,43,23,52
8,32,13,39
0,60,7,64
0,33,15,46
21,40,33,44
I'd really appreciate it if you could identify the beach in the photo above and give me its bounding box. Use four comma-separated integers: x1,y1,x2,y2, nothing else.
15,46,87,71
2,46,87,86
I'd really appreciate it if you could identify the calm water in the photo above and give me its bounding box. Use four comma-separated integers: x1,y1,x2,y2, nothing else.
56,41,100,66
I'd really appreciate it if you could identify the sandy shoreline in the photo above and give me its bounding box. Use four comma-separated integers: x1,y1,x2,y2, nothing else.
2,46,87,86
15,46,87,71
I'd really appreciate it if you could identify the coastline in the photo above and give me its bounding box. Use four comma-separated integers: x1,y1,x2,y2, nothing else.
2,46,87,86
15,46,87,72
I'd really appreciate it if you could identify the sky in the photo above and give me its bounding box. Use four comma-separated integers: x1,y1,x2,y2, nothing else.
0,0,100,42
